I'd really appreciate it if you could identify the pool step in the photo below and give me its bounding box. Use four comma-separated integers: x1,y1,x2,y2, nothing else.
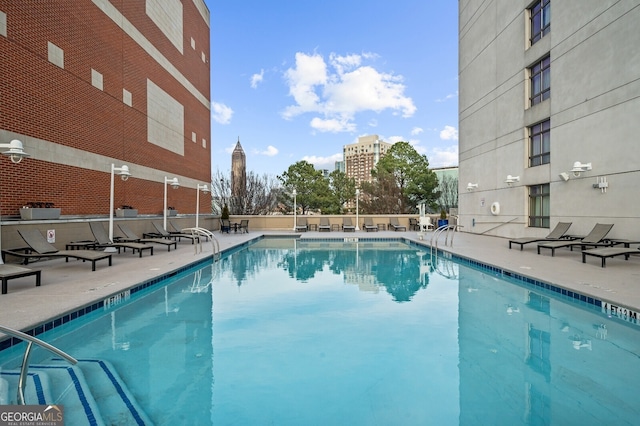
1,359,152,425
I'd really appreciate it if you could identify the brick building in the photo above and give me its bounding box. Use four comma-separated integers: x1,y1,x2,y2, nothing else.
0,0,211,217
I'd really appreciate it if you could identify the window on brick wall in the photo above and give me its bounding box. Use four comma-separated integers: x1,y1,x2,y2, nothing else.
529,119,550,167
529,0,550,45
530,56,550,106
528,183,550,228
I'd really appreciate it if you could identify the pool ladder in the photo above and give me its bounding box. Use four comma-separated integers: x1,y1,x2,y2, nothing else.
0,325,77,405
430,215,462,252
182,227,220,261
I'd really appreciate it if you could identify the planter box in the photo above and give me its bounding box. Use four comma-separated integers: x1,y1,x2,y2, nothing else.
116,209,138,218
165,210,178,217
20,208,61,220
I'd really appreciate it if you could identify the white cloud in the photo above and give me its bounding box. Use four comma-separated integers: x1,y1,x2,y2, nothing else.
302,153,344,169
211,101,233,124
429,145,459,168
250,69,264,88
310,117,356,133
368,118,378,127
411,127,423,135
282,52,416,132
387,135,405,144
253,145,278,156
436,91,458,103
439,125,458,141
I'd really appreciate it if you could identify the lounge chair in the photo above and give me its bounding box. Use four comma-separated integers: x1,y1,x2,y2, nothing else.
0,264,41,294
87,222,153,257
147,222,199,244
2,229,112,271
235,219,248,233
582,245,640,267
319,217,331,232
342,217,356,232
296,218,308,232
117,224,178,251
389,217,406,231
508,222,573,250
220,219,231,234
537,223,614,256
363,217,378,232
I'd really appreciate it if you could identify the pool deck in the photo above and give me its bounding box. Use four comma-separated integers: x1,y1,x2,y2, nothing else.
1,229,639,334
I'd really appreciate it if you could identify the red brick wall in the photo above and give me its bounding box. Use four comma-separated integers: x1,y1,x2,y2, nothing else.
0,0,211,216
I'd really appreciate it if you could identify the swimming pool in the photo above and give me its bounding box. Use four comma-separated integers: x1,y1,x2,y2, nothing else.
1,237,639,425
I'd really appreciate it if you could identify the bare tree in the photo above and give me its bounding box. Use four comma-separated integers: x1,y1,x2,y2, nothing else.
212,170,279,215
437,175,459,213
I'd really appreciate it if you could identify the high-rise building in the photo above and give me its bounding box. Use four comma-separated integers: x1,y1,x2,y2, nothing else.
458,1,639,238
343,135,391,186
231,138,246,198
0,0,211,216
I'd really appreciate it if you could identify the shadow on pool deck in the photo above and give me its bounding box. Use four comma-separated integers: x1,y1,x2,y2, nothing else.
1,230,639,333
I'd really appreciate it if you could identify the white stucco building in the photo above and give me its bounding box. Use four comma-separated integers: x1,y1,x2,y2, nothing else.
458,0,640,239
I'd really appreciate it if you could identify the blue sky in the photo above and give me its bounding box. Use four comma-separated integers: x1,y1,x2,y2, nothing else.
207,1,459,177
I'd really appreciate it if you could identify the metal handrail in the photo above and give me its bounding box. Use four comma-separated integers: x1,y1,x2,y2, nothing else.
182,227,220,261
0,325,77,405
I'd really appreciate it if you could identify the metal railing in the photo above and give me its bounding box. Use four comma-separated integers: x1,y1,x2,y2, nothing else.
0,325,77,405
182,227,220,261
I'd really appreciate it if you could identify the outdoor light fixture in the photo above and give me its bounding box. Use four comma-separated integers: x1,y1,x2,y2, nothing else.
505,175,520,186
164,177,181,231
292,189,297,231
559,172,570,182
466,183,479,191
109,164,131,243
0,139,29,264
195,183,209,228
570,161,592,177
1,139,30,164
355,188,360,231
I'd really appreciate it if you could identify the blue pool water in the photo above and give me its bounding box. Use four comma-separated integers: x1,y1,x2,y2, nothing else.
1,238,640,425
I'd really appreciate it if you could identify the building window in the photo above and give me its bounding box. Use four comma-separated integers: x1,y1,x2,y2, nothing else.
530,0,550,45
529,119,550,166
528,183,550,228
530,56,550,106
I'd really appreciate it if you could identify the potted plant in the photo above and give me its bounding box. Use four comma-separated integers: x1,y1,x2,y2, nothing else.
221,204,230,220
116,204,138,217
437,209,449,228
20,202,61,220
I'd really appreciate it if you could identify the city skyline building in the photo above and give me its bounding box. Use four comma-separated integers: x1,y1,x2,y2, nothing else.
231,138,246,198
343,135,392,187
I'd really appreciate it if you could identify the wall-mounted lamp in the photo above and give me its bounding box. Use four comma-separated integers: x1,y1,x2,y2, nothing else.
1,139,30,163
466,183,479,191
164,177,180,230
505,175,520,186
559,172,570,182
570,161,592,177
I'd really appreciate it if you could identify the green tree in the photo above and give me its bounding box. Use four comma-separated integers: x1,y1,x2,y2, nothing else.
326,170,356,214
277,161,330,214
368,141,440,213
